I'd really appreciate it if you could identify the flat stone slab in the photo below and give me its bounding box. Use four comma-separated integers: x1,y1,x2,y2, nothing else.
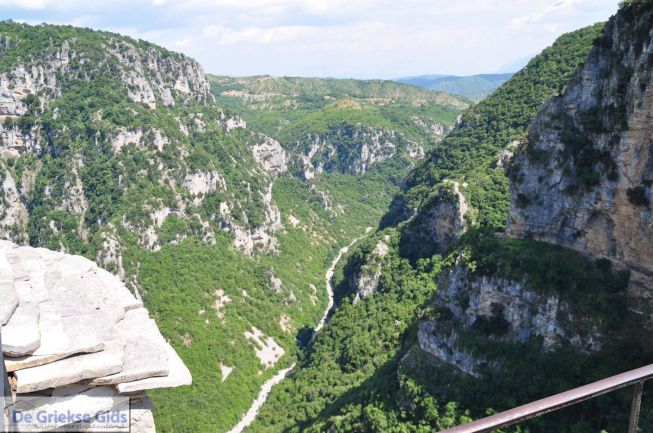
90,309,169,386
0,280,18,325
116,342,191,393
5,301,105,372
130,397,155,433
14,341,125,393
2,302,40,356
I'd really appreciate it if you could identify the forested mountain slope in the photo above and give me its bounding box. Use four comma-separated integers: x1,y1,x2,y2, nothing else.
382,23,605,260
249,5,653,431
209,75,467,180
0,21,468,433
395,73,514,101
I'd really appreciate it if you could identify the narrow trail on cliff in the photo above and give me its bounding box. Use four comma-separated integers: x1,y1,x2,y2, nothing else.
226,228,372,433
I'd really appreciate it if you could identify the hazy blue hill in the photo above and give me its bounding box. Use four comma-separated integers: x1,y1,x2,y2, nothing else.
396,73,514,101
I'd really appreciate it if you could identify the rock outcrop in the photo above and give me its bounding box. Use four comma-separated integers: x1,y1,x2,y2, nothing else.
399,180,468,260
0,240,191,433
251,135,288,176
506,2,653,321
350,238,389,303
294,126,423,176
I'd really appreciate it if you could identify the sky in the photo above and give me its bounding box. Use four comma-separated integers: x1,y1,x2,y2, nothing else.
0,0,620,79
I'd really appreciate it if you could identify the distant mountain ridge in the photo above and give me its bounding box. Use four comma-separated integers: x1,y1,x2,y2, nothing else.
395,73,514,101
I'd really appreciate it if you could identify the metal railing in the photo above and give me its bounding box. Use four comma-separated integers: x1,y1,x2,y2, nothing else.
437,364,653,433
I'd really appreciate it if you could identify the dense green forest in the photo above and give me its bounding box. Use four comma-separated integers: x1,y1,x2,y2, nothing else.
0,20,469,433
209,75,467,178
383,23,605,234
249,16,653,433
2,1,653,432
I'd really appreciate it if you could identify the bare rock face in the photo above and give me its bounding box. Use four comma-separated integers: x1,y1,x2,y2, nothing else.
417,255,603,375
399,180,468,260
218,182,282,255
0,24,279,260
294,125,424,177
251,135,288,176
0,240,191,433
350,238,389,303
506,4,653,321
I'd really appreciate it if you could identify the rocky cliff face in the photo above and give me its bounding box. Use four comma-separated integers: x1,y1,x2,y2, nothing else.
417,253,604,375
293,125,425,178
507,2,653,321
0,22,283,264
348,237,390,303
414,2,653,379
399,180,468,260
0,35,209,124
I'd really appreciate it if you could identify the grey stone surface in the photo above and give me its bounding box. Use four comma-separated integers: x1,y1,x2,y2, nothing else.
130,397,156,433
14,341,125,393
0,280,18,325
0,240,191,433
2,302,40,356
5,301,105,372
90,309,169,386
116,342,191,393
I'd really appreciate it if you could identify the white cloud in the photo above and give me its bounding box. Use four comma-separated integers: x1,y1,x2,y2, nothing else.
0,0,620,77
0,0,53,9
203,25,317,45
511,0,584,29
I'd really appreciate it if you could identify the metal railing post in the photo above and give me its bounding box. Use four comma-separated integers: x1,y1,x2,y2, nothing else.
628,381,644,433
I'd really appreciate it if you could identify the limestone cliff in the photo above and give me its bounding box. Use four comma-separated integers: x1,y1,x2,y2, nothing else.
0,22,283,264
399,180,469,260
408,2,653,388
418,253,604,375
506,1,653,320
293,125,425,179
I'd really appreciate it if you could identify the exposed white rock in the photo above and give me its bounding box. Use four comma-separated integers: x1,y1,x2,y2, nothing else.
5,300,104,372
0,280,18,325
96,227,126,281
112,128,144,153
287,214,300,227
0,170,29,240
268,270,283,293
352,240,389,303
14,341,125,393
219,183,282,255
213,289,231,319
152,129,169,152
244,326,285,369
115,342,192,393
226,116,246,131
279,314,293,334
130,397,156,433
251,136,288,176
89,308,170,386
2,302,40,356
0,123,39,157
220,363,233,382
183,171,226,205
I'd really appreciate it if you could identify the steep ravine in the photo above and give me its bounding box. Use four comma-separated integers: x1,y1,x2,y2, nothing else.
226,232,370,433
